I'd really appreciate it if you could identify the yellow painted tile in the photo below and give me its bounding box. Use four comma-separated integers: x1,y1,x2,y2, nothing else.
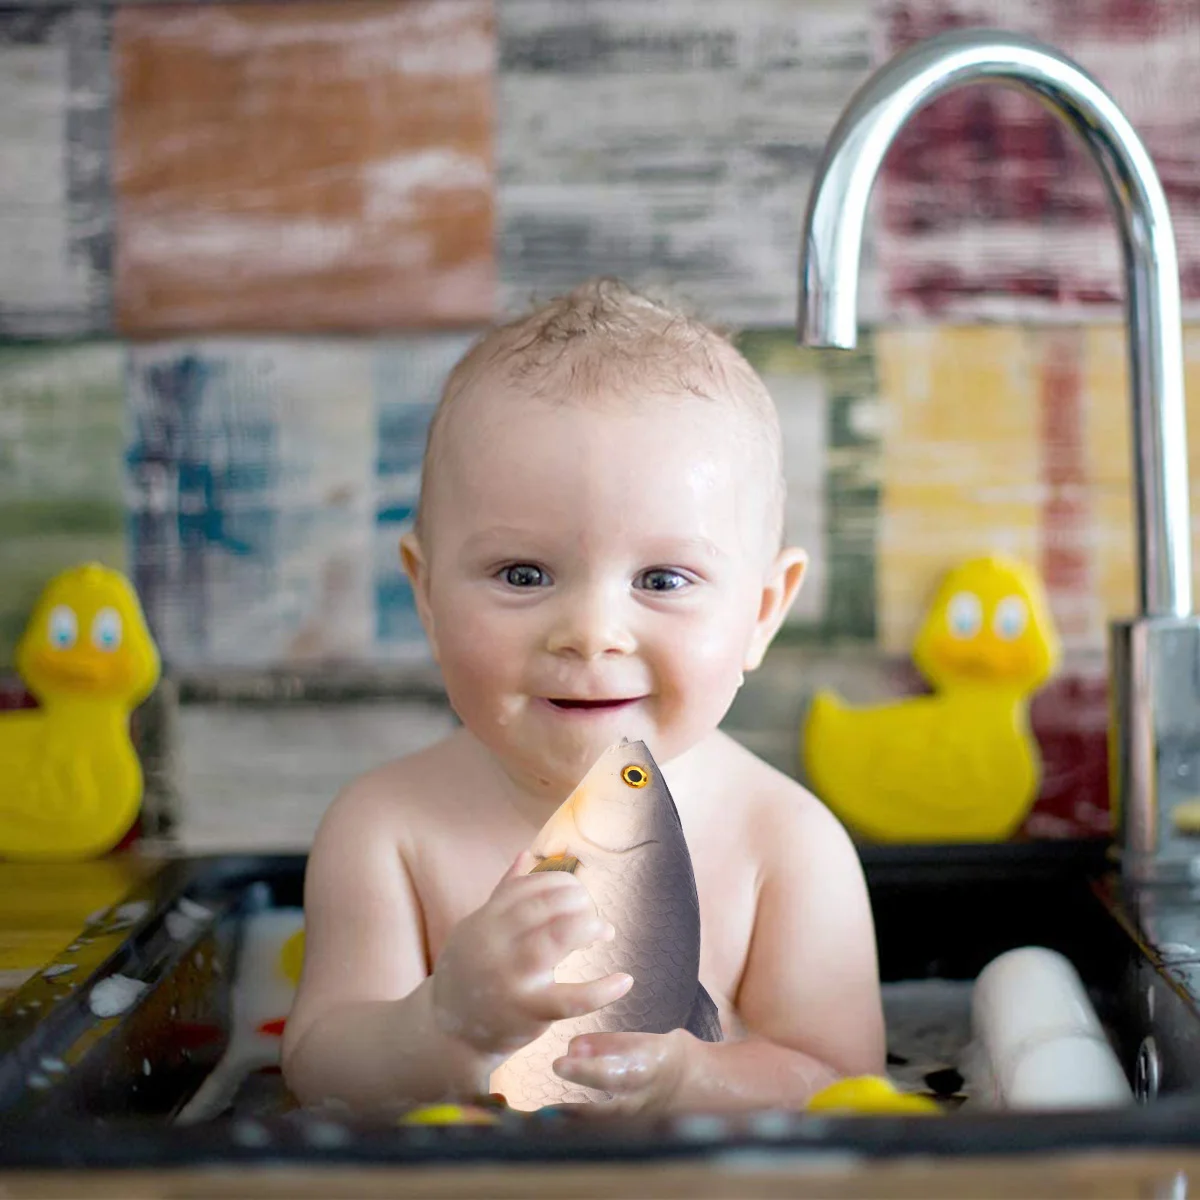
876,326,1042,654
1083,323,1200,619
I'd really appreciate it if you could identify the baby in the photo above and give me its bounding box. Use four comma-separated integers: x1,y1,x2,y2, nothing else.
281,279,886,1117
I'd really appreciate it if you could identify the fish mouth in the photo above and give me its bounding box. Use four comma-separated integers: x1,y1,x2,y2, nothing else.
578,835,661,855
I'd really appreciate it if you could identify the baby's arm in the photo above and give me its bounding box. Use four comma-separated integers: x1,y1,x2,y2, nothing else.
282,781,631,1114
281,781,482,1110
556,790,885,1113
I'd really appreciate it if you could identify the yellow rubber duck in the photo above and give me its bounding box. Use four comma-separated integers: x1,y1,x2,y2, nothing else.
807,1076,942,1116
0,563,160,860
802,555,1060,843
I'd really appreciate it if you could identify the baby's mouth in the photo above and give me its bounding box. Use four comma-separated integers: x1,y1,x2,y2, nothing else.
546,697,640,710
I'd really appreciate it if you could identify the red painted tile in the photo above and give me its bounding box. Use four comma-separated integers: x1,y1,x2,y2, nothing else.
115,2,495,334
877,0,1200,317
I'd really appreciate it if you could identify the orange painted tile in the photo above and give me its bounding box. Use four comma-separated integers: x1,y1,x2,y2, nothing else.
114,1,494,335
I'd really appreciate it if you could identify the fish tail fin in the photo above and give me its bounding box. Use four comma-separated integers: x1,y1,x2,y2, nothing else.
684,983,723,1043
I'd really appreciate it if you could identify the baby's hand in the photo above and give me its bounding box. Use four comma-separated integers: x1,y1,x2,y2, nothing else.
553,1030,691,1117
431,851,633,1058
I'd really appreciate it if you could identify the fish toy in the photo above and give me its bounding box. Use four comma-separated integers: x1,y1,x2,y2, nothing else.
490,737,722,1111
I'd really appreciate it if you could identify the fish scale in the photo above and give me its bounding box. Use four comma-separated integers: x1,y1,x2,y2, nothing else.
490,739,721,1111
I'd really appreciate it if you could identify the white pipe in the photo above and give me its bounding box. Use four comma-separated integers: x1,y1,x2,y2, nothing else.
971,946,1132,1110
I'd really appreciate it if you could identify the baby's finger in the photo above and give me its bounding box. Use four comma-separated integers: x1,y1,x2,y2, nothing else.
523,972,633,1022
552,1045,656,1095
488,850,538,900
499,849,538,883
515,909,614,972
563,1032,650,1061
502,873,593,931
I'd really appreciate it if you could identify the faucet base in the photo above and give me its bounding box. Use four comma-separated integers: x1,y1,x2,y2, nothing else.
1111,616,1200,884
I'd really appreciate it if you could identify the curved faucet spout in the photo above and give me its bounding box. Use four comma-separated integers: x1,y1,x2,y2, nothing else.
798,29,1192,620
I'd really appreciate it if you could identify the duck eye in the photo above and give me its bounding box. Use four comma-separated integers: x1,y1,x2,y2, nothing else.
621,764,649,788
47,605,78,650
993,595,1028,641
91,607,123,652
946,591,982,639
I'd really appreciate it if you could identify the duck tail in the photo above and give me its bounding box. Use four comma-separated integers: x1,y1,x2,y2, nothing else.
800,689,845,787
805,688,844,732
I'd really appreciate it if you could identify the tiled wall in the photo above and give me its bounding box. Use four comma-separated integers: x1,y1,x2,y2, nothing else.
3,0,1200,838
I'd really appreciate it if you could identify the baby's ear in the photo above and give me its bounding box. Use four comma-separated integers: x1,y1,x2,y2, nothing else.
744,547,808,672
399,531,439,662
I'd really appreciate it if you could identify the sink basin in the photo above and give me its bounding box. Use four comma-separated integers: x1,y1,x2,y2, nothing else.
2,844,1200,1168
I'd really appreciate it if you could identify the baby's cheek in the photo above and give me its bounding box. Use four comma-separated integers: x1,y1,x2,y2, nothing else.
671,618,751,686
437,633,500,703
654,635,743,745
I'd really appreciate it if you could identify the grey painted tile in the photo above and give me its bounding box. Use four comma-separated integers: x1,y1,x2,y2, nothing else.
0,7,112,336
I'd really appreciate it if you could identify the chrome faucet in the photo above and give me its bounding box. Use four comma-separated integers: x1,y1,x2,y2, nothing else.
797,29,1197,880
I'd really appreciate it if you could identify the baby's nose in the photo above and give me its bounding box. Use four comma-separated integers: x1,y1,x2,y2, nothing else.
545,589,635,659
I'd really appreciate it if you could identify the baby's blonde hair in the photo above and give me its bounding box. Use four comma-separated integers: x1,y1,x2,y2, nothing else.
414,277,786,552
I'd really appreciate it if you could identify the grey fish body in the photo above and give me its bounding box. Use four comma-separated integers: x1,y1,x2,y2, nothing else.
490,739,721,1111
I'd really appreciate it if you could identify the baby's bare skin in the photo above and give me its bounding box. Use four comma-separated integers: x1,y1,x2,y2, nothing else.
282,319,886,1116
284,726,884,1115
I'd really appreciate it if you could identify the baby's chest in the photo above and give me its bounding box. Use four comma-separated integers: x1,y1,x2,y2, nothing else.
692,857,758,1006
416,829,758,1016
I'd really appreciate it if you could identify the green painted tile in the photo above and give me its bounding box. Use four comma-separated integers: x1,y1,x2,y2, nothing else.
0,342,125,664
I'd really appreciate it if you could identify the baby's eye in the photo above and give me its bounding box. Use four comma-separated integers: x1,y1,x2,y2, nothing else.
500,564,549,588
92,607,123,652
47,605,78,650
637,569,689,593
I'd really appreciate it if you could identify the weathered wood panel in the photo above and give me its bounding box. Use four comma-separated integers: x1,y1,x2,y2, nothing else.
877,0,1200,320
0,7,113,337
114,1,495,335
125,335,469,670
874,326,1047,655
373,333,475,659
874,322,1200,658
738,331,883,640
1083,321,1200,627
175,701,457,851
738,332,831,629
498,0,877,327
125,340,377,667
0,343,126,662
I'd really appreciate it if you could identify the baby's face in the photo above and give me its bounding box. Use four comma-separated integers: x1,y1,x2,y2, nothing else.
404,384,800,797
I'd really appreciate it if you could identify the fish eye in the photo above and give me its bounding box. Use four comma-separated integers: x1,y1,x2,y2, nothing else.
47,605,78,650
946,591,982,639
92,607,123,652
621,764,650,788
993,595,1028,641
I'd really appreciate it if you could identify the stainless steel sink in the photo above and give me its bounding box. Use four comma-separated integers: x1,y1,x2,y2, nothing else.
2,845,1200,1169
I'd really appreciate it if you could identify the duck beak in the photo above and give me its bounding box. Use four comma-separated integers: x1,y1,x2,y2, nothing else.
29,649,122,690
952,640,1032,680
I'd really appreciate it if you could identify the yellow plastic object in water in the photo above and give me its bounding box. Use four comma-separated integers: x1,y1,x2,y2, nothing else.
802,555,1060,843
279,927,306,985
398,1104,503,1126
0,563,160,860
806,1076,942,1116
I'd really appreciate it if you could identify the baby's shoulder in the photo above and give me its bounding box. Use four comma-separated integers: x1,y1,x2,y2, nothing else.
316,728,475,845
708,732,857,863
